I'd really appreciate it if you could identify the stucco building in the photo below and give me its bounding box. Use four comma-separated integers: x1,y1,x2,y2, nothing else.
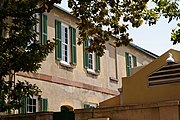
15,5,157,113
75,49,180,120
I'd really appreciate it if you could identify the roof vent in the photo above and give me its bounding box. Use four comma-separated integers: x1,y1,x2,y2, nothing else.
166,53,175,64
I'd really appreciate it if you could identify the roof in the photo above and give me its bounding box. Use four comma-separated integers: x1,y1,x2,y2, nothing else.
129,42,159,59
53,5,159,59
53,4,78,20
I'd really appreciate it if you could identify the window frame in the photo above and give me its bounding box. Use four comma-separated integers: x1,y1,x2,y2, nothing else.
129,54,133,68
125,52,137,76
83,37,100,74
61,23,70,65
26,96,38,113
87,39,95,71
55,20,77,66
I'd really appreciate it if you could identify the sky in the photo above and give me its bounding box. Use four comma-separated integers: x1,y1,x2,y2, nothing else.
57,0,180,56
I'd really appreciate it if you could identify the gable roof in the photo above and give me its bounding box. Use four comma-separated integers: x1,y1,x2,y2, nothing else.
129,43,159,59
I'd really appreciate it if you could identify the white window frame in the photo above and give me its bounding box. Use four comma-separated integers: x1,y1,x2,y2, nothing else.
129,54,133,68
61,23,70,64
34,13,40,42
128,54,135,68
26,96,38,113
27,13,40,47
87,38,95,72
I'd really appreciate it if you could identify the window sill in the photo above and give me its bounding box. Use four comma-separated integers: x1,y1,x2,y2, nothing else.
87,69,99,76
60,61,75,69
109,77,118,83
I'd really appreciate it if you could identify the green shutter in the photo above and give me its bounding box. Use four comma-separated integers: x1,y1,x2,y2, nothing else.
55,20,62,60
20,97,27,114
125,52,130,77
42,14,47,45
41,98,48,112
71,27,77,65
83,40,88,69
96,54,100,72
133,55,137,67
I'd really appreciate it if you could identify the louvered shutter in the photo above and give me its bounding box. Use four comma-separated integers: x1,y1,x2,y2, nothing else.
42,14,47,45
133,55,137,67
83,40,88,68
125,52,130,76
20,97,27,113
41,98,48,112
96,54,100,72
55,20,62,60
71,27,76,64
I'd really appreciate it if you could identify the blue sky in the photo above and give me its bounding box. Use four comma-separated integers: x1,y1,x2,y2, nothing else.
57,0,180,56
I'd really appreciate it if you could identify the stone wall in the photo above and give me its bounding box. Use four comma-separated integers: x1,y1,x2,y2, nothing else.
0,112,53,120
74,101,180,120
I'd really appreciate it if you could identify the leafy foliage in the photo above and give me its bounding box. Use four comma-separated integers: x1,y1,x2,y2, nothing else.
68,0,180,56
0,0,62,78
0,0,61,112
0,78,41,112
0,0,179,112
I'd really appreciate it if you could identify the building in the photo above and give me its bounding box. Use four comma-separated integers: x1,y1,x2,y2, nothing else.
122,49,180,105
75,49,180,120
100,49,180,107
15,5,157,113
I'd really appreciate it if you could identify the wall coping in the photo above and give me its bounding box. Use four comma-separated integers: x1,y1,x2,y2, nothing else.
75,100,180,113
0,112,54,118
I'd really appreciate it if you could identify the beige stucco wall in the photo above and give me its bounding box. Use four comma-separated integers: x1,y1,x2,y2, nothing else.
17,76,113,111
15,6,156,111
37,7,155,90
122,49,180,105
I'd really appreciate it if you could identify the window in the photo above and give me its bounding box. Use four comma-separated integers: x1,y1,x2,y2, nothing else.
26,96,38,113
33,13,40,41
55,20,76,65
61,24,69,63
87,40,95,70
27,13,40,47
84,103,98,108
83,38,100,73
20,97,48,113
125,52,137,76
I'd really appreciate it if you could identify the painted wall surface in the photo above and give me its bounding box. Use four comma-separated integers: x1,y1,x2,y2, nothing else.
122,49,180,105
15,6,155,111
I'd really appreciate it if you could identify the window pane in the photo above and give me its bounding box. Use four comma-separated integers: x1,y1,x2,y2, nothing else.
33,99,36,105
61,24,69,63
29,106,32,112
88,53,94,70
33,106,36,112
26,97,38,113
29,99,32,105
